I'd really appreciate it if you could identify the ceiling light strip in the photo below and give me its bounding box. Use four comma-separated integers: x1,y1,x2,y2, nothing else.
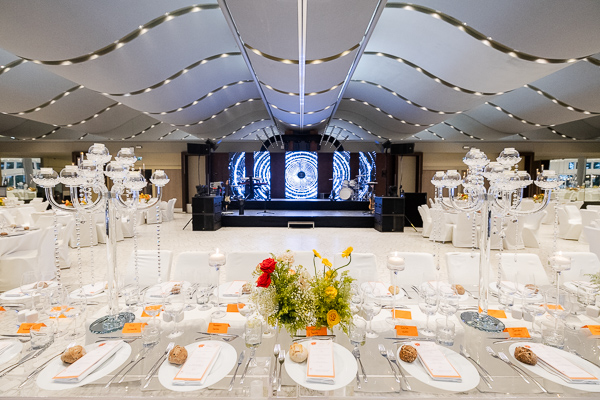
220,118,268,140
78,133,89,140
364,51,505,96
104,52,242,96
351,79,463,114
145,80,253,115
259,80,344,96
169,97,261,127
0,59,26,76
3,85,83,115
57,102,120,127
122,122,163,140
425,129,446,140
270,103,334,115
243,42,359,65
387,3,587,64
157,129,178,141
486,101,551,127
587,57,600,67
442,121,484,140
525,84,600,115
344,97,434,127
547,127,578,140
22,4,220,66
332,117,389,141
30,127,62,141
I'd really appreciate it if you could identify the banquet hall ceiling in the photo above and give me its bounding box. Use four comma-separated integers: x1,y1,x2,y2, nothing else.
0,0,600,145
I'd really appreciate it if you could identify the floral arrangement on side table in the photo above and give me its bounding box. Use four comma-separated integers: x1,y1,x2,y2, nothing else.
533,193,545,203
139,193,151,202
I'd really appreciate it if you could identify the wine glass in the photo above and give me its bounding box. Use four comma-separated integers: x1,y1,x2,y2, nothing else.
143,296,164,331
64,298,87,339
183,283,196,312
438,290,460,325
20,271,41,298
522,296,545,337
121,285,140,313
545,287,570,333
418,283,439,337
245,315,262,367
362,289,382,338
386,252,405,325
350,282,362,315
164,293,185,338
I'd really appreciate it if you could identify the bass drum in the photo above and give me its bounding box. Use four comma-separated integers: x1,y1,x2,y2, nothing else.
339,187,354,200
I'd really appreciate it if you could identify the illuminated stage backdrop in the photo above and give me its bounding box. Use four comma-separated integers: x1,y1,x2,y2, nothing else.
253,151,271,200
332,151,350,200
358,151,376,200
228,152,246,198
285,151,318,199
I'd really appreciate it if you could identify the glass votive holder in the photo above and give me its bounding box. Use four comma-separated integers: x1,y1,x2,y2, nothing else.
348,317,367,346
30,325,54,349
435,319,455,346
141,323,160,348
541,319,565,349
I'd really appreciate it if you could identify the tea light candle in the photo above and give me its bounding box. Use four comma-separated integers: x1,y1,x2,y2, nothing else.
41,168,53,174
65,165,78,172
209,249,226,265
387,254,405,268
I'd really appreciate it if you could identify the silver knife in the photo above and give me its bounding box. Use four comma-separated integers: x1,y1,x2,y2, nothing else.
118,345,155,384
0,346,48,378
228,351,245,391
18,351,63,388
239,355,252,384
142,342,174,389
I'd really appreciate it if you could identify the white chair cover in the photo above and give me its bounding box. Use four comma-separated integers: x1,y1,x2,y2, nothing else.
15,206,36,226
584,226,600,261
418,205,432,238
69,213,98,248
428,209,454,243
333,252,377,284
521,211,546,248
579,209,600,243
445,252,480,286
161,198,176,221
452,212,478,248
145,205,162,224
498,253,550,286
170,251,215,283
559,252,600,283
557,205,582,240
122,250,173,287
0,209,16,225
31,200,49,212
225,251,271,282
394,252,437,285
120,212,134,238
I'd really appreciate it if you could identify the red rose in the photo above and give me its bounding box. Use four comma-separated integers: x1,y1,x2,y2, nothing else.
256,272,272,288
259,258,277,274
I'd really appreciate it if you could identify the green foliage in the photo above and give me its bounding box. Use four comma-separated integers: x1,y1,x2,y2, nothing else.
311,268,354,334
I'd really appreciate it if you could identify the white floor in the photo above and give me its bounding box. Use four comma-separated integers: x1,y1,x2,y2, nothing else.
62,212,589,287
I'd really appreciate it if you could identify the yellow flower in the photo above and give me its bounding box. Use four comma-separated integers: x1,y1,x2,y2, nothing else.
322,258,332,267
313,249,321,259
325,270,333,279
341,247,353,258
325,286,337,299
327,309,340,327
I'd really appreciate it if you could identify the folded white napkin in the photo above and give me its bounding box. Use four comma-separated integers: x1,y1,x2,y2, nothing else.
80,282,106,296
306,339,336,385
414,341,462,383
222,281,247,297
148,281,182,298
526,343,599,385
53,340,124,383
172,343,221,385
364,281,393,297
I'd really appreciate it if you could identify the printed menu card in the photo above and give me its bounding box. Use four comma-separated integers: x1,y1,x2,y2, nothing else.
526,344,598,384
413,341,462,382
306,340,335,384
173,342,222,385
53,340,124,383
223,280,247,297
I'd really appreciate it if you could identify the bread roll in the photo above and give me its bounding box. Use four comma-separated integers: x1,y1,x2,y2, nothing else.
61,345,86,364
388,285,400,295
514,346,537,365
289,343,308,363
399,345,417,363
452,284,465,295
168,345,188,365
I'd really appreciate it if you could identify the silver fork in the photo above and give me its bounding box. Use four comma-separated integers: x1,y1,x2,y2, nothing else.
377,344,401,386
401,287,413,299
460,345,493,381
352,347,367,383
459,345,492,389
486,346,529,384
387,349,411,391
411,285,420,296
142,342,174,389
272,344,280,388
277,350,285,391
498,351,548,393
0,345,48,378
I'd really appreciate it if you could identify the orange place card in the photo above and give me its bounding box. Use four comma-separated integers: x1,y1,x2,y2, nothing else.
17,322,46,334
479,307,507,319
393,310,412,320
141,305,162,318
545,304,565,311
208,323,229,334
587,325,600,335
504,327,531,338
0,307,5,311
226,303,244,313
306,326,328,337
122,323,147,334
395,325,419,337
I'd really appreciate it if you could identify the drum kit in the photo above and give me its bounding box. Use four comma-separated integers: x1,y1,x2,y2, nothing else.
334,175,377,202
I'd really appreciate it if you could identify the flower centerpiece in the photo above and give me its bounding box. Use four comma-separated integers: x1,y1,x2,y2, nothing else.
62,199,73,207
250,251,315,334
533,193,545,203
139,193,151,202
311,247,354,334
0,198,4,206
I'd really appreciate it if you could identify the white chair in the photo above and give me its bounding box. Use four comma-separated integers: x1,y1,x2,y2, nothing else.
161,198,176,222
31,200,48,212
542,203,558,225
557,205,582,240
96,212,124,243
428,209,454,243
579,209,600,243
171,251,215,283
0,209,16,226
333,252,377,284
145,207,162,224
452,212,479,248
584,226,600,261
135,210,146,226
120,212,134,238
57,218,75,268
498,253,550,286
122,250,173,287
225,251,271,282
15,206,36,226
30,197,42,203
559,252,600,283
394,252,437,286
521,211,546,248
519,198,535,211
186,204,193,214
445,252,480,286
587,205,600,212
502,218,524,250
418,205,432,238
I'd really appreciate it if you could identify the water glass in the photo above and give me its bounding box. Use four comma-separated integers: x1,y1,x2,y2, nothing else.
523,297,545,337
418,284,439,337
541,318,565,349
30,325,54,349
164,293,185,338
349,317,367,346
141,323,160,348
362,291,382,338
245,316,262,367
196,283,213,311
435,319,455,346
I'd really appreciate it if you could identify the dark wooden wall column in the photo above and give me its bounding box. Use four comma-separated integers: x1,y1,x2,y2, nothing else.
318,152,333,198
271,153,285,199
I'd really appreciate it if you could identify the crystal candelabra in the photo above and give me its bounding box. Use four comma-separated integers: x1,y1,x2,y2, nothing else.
32,143,169,333
431,148,562,331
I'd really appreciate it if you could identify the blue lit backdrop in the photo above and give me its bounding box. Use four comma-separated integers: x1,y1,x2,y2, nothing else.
358,151,376,200
228,152,246,198
332,152,350,200
253,152,271,200
285,152,318,199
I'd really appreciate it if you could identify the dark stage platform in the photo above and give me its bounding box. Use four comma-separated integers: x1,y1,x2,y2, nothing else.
221,209,374,228
227,198,370,211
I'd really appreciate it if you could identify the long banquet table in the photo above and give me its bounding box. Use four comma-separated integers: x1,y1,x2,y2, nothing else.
1,283,599,399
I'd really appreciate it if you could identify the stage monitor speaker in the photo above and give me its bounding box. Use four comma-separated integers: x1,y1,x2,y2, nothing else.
390,143,414,155
187,143,211,155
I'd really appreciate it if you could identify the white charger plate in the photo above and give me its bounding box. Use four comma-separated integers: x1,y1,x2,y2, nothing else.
489,282,543,301
158,340,236,392
36,341,131,390
508,342,600,392
69,281,107,299
398,343,480,392
0,340,23,366
0,281,58,301
284,340,357,391
215,282,249,303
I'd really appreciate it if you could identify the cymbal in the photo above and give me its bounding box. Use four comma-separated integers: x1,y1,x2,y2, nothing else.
366,182,378,184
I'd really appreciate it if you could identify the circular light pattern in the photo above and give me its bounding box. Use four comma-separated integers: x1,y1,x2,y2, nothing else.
285,152,318,199
229,152,246,198
253,151,270,200
358,151,376,200
332,151,350,200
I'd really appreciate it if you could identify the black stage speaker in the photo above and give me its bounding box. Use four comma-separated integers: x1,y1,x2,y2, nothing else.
187,143,211,155
390,143,414,155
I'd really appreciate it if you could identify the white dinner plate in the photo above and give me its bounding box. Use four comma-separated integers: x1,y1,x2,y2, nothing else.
398,343,480,392
158,340,237,392
145,281,192,299
489,282,543,301
508,342,600,392
69,281,107,299
0,281,58,301
36,341,132,390
426,281,469,301
284,340,357,391
360,282,405,302
0,340,23,367
215,282,249,303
